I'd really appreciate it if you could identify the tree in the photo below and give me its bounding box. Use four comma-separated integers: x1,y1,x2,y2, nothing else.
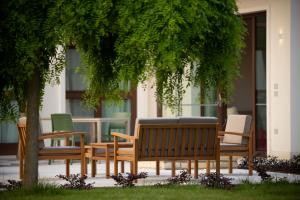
0,0,64,188
0,0,244,188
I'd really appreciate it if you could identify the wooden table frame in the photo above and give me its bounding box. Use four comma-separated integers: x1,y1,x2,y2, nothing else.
86,142,133,178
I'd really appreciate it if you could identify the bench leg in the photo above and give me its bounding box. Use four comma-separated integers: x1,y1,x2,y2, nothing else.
206,160,210,175
66,159,70,177
133,160,138,175
156,161,160,175
194,160,198,179
229,156,233,174
187,160,191,174
130,161,133,174
171,161,176,177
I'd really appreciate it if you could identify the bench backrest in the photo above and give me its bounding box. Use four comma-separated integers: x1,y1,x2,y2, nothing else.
135,117,218,160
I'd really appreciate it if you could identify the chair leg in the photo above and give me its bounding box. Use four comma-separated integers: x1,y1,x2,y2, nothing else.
171,161,176,177
194,160,198,179
105,159,110,178
156,161,160,176
206,160,210,175
121,161,125,173
248,151,253,176
187,160,191,174
81,157,85,177
229,156,233,174
84,158,88,175
66,159,70,177
216,157,220,176
105,148,110,178
114,157,118,176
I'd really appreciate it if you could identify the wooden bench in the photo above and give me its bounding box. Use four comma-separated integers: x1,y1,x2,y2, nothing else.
112,117,220,178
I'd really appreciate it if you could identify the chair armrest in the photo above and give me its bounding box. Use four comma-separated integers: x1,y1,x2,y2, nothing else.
221,131,251,138
111,132,135,141
38,131,86,140
90,142,133,148
218,131,226,136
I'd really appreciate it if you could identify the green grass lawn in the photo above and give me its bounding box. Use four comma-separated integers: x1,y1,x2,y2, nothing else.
1,183,300,200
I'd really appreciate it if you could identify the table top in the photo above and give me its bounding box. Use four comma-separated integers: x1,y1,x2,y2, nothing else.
41,117,129,123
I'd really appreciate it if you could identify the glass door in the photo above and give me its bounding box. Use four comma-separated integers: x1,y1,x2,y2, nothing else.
229,12,267,153
255,13,267,152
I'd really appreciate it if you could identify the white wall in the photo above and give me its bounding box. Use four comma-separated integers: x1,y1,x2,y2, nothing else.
238,0,299,158
290,0,300,156
40,68,66,132
137,79,157,118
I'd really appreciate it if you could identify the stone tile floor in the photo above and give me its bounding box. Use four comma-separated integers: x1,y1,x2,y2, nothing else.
1,155,299,187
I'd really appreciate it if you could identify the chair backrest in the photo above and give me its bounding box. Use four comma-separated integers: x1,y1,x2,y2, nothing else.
17,117,44,157
51,113,73,132
135,117,218,160
223,115,252,145
109,112,130,129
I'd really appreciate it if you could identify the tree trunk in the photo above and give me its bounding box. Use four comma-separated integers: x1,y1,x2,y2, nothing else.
23,68,40,188
216,88,227,131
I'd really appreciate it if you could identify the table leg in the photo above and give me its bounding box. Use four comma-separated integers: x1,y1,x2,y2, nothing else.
91,148,96,177
105,147,110,178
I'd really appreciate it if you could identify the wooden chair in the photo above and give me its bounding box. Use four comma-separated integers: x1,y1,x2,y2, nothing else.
112,117,220,178
17,117,86,179
105,112,130,142
217,114,254,175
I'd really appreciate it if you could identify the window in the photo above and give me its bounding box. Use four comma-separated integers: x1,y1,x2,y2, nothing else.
65,48,137,141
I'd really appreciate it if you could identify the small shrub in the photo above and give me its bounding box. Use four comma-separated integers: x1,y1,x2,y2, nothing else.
0,180,22,191
111,172,148,187
167,170,192,185
56,174,94,189
255,165,273,182
199,173,233,189
238,154,300,174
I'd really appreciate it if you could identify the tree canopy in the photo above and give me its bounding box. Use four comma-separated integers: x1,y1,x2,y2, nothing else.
54,0,245,112
0,0,245,187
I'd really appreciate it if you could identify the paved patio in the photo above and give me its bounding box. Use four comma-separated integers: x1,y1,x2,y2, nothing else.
1,156,299,187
